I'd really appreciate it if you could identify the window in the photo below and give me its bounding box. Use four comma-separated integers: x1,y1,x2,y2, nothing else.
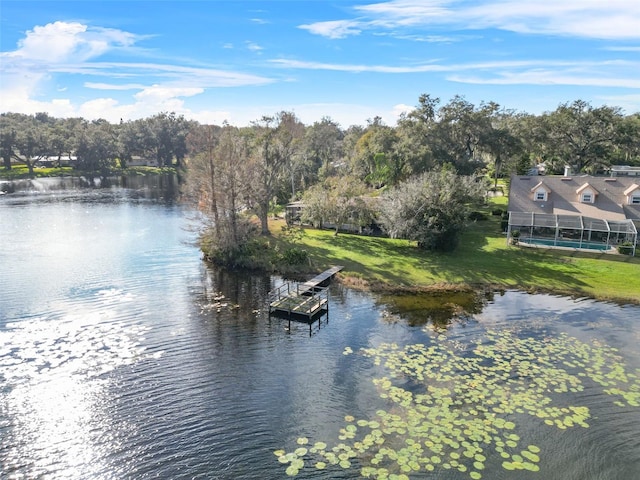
582,193,592,203
632,195,640,205
533,189,547,202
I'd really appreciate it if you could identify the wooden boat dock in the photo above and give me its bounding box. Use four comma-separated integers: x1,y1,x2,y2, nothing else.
268,266,343,320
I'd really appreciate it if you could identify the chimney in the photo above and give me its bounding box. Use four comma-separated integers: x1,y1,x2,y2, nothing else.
564,165,572,177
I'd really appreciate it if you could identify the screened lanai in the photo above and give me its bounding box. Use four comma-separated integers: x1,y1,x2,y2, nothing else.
507,212,637,255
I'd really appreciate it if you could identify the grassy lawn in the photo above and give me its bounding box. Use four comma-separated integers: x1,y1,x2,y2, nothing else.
0,165,76,179
0,165,175,180
270,197,640,304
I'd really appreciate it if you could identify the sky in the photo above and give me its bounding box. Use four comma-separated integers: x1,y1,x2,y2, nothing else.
1,0,639,128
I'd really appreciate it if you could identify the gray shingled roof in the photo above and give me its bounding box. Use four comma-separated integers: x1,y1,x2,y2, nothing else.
508,174,640,221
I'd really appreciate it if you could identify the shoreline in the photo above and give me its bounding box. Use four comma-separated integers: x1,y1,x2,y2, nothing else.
260,218,640,306
335,273,640,306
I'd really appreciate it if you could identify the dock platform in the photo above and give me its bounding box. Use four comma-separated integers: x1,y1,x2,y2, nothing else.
267,266,343,332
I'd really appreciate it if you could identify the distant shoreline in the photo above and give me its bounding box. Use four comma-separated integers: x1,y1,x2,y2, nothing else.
0,165,176,181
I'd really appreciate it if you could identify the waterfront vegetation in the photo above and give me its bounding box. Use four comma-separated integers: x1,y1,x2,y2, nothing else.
261,196,640,304
0,164,176,180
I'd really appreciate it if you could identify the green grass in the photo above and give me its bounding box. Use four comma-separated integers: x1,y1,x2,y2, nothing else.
0,165,76,179
0,164,176,179
271,201,640,304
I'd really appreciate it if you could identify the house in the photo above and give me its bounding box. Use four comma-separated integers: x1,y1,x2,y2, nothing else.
128,156,159,167
609,165,640,177
507,173,639,254
33,155,77,167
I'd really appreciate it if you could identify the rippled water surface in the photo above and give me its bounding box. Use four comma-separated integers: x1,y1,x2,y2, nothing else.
1,184,639,479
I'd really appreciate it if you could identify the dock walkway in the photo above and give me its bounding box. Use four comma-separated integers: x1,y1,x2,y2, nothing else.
297,265,344,294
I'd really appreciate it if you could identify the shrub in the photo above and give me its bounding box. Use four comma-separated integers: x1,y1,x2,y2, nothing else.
468,211,488,221
618,242,634,255
378,169,486,252
492,208,504,216
281,247,309,266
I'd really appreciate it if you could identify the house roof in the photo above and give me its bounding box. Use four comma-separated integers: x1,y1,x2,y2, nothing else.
623,184,640,196
576,182,598,195
508,174,640,221
530,181,551,193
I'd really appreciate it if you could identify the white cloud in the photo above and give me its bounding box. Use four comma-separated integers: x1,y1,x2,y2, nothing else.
246,41,264,52
596,94,640,114
269,58,448,73
299,20,363,39
0,21,276,124
466,1,640,39
84,82,147,90
301,0,640,40
134,85,204,101
270,57,640,91
604,46,640,52
392,34,470,43
14,21,138,62
392,103,415,118
449,71,640,89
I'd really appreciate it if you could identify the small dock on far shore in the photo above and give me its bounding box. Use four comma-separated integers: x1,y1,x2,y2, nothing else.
268,266,343,332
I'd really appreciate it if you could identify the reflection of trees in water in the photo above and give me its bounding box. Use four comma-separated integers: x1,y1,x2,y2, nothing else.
376,289,498,328
190,266,275,356
197,264,273,318
2,174,179,202
327,281,365,307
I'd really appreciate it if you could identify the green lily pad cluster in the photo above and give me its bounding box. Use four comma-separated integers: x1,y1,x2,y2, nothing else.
275,329,640,478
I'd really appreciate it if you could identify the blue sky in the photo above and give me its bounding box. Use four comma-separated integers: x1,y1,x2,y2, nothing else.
1,0,639,128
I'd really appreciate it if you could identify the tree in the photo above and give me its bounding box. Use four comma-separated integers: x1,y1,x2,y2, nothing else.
543,100,623,173
301,176,373,235
143,112,192,167
299,182,330,229
301,117,344,187
12,114,51,176
613,113,640,166
0,115,17,170
247,112,304,235
378,168,486,251
351,122,402,187
115,119,144,168
399,94,498,176
75,119,118,173
395,112,435,178
482,110,524,188
185,123,256,260
186,123,223,236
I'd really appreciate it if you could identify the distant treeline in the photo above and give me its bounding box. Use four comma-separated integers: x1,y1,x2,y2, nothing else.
2,96,638,180
4,95,639,256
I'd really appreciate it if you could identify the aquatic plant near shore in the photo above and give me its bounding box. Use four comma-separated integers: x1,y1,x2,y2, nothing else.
275,328,640,478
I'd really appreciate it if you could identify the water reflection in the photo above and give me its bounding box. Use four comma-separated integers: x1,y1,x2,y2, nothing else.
0,306,152,479
376,289,492,328
3,376,108,479
0,173,178,202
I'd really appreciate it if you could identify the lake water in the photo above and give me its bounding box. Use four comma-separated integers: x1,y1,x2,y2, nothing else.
1,178,639,479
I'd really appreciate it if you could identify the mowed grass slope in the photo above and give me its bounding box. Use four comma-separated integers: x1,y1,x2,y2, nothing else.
270,199,640,304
